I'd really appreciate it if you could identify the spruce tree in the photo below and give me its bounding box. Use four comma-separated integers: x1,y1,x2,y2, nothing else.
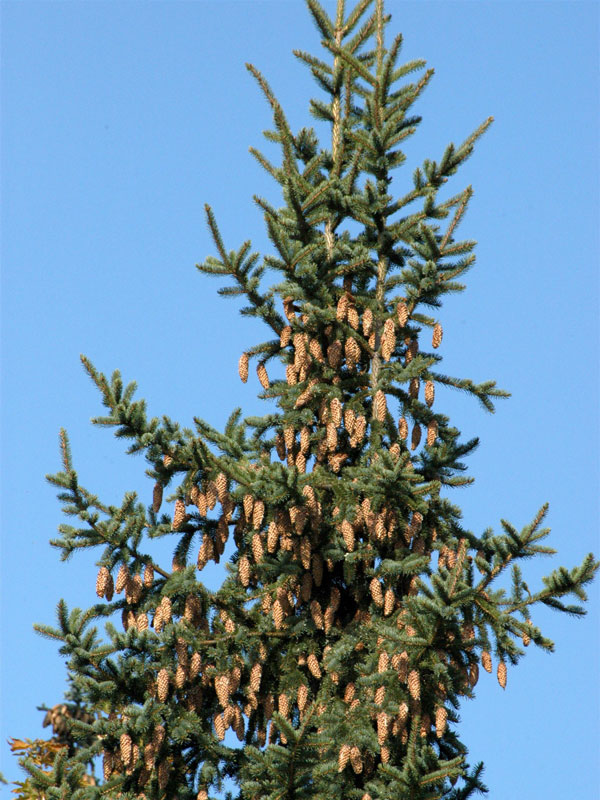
20,1,597,798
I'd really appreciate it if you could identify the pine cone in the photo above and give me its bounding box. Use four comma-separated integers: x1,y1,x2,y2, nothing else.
307,653,321,678
272,599,285,629
347,306,360,330
238,352,249,383
172,499,186,530
362,308,373,336
398,417,408,439
375,686,386,705
482,651,492,673
397,302,409,327
408,669,420,700
214,713,226,741
136,612,149,632
309,337,325,362
252,499,265,530
425,380,435,407
115,564,129,594
383,588,395,616
354,414,367,442
249,662,262,693
257,363,270,389
370,578,384,607
238,556,251,587
280,325,292,347
152,482,163,513
286,363,298,385
96,566,110,598
345,336,360,369
497,661,507,689
143,563,154,588
411,423,421,450
435,705,448,738
157,669,169,702
374,390,387,422
336,294,349,321
310,600,324,630
341,519,355,552
350,745,363,773
409,377,419,399
426,419,438,446
381,318,396,361
327,339,343,368
432,323,443,348
377,711,388,744
405,339,418,364
338,744,351,772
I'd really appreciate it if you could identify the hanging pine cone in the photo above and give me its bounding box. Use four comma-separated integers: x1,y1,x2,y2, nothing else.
397,301,409,327
310,600,324,629
383,588,395,616
327,339,343,368
159,595,172,624
214,713,226,741
370,578,384,607
426,419,438,446
242,493,253,521
341,519,355,552
115,564,128,594
345,336,360,369
408,670,421,700
142,562,154,588
286,363,298,386
497,661,507,689
523,620,532,646
374,390,387,422
350,745,363,774
481,651,492,673
375,686,386,705
381,318,396,361
152,482,163,513
336,293,349,321
347,306,359,330
425,380,435,407
96,566,110,598
354,414,367,442
257,363,270,389
252,499,265,530
172,499,186,530
397,417,408,440
280,325,292,347
377,711,388,745
307,653,322,678
157,669,169,702
362,307,373,336
136,612,149,632
338,744,351,772
120,733,133,766
238,353,249,383
411,423,421,450
238,556,251,587
297,683,309,711
432,323,443,348
435,706,448,738
272,600,285,630
408,377,419,399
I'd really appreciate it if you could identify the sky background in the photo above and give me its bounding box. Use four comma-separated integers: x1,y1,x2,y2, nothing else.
1,0,598,796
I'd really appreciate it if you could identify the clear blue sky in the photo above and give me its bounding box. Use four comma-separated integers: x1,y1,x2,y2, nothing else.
1,1,598,796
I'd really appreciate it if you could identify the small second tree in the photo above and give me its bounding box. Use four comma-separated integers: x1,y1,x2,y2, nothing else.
20,1,597,798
